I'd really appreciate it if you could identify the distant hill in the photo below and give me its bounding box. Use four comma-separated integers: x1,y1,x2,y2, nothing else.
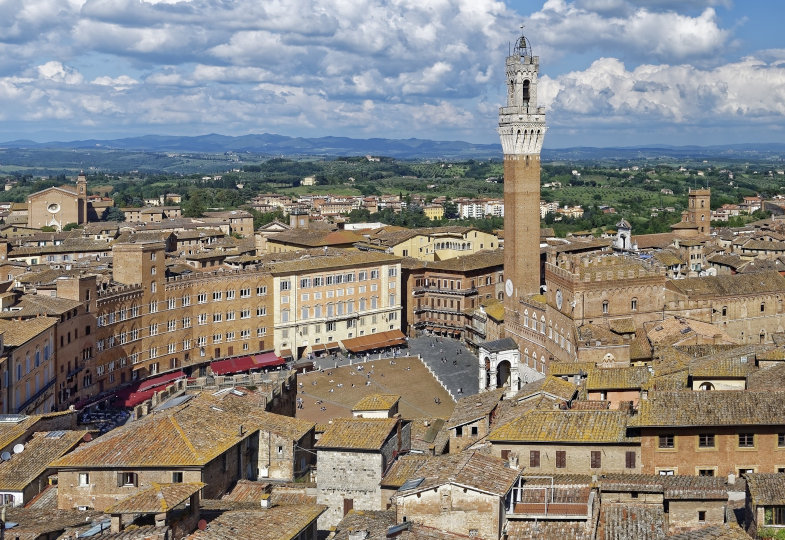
0,133,502,160
1,133,784,168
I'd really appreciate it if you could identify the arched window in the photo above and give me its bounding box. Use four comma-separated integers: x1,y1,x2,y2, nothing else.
722,306,727,317
761,302,766,313
699,382,715,391
631,298,638,311
602,301,609,314
522,79,530,103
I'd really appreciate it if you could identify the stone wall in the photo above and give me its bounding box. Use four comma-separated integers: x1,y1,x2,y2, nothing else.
490,442,640,474
396,484,502,539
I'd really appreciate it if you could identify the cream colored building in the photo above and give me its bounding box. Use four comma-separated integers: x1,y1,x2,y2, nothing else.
358,226,500,262
267,252,402,360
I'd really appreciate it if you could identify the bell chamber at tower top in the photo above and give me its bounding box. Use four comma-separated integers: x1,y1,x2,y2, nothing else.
499,30,547,156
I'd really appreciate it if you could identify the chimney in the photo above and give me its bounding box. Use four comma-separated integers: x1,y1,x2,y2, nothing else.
260,494,271,509
727,473,736,486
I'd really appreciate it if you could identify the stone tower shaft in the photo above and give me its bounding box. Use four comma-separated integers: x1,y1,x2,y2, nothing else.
499,35,547,307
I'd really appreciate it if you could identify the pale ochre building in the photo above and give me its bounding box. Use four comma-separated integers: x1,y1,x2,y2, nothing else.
267,251,403,359
358,226,500,262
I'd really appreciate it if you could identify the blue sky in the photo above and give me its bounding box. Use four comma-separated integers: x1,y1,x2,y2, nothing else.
0,0,783,148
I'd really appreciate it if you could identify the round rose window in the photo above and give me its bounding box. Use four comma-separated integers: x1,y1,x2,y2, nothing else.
47,203,60,213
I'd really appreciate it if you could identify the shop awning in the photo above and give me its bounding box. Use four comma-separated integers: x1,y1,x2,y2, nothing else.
279,349,293,359
311,344,327,353
137,371,185,392
342,330,406,353
210,352,285,375
325,341,340,350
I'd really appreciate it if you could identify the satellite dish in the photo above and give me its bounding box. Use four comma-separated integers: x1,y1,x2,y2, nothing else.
13,444,23,454
0,452,10,461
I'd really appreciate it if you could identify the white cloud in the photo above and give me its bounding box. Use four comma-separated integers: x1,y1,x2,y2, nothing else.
527,1,732,63
542,56,785,129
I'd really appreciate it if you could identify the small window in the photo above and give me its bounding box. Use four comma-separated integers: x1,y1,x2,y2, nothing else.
779,433,785,447
530,450,540,468
698,434,715,448
625,451,636,469
118,472,138,487
277,445,283,456
78,473,90,486
698,469,714,477
602,301,609,314
698,510,706,522
471,426,478,437
172,472,183,483
659,434,675,449
556,450,566,469
738,433,755,448
590,451,601,469
455,426,463,437
631,298,637,311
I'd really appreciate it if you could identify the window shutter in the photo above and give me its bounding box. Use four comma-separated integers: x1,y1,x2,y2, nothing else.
117,473,123,487
530,450,540,468
626,451,636,469
500,449,510,461
591,451,601,469
556,450,566,469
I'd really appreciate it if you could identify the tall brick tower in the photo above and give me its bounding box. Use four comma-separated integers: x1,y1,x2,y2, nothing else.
499,31,546,310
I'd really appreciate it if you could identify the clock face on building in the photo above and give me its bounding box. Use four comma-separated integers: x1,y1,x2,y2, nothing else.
556,289,563,310
505,279,514,298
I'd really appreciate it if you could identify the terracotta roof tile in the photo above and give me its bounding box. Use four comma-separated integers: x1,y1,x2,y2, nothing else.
0,430,85,491
381,454,429,488
105,482,204,514
352,393,400,412
489,410,637,444
586,366,650,390
634,391,785,427
746,473,785,506
189,505,327,540
395,451,518,497
666,523,749,540
315,417,398,451
446,388,504,429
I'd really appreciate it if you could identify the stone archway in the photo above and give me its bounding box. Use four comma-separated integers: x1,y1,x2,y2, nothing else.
497,360,511,389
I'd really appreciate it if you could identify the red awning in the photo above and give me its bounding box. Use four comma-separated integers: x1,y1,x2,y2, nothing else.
137,371,185,392
119,388,157,408
253,352,286,368
211,353,285,375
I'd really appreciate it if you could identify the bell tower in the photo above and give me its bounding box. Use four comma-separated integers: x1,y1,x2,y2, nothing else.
499,31,546,310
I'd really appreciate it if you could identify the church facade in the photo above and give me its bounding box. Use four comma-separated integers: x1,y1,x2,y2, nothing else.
27,172,89,231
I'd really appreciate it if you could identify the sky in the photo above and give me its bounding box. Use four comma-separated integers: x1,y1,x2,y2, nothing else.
0,0,783,148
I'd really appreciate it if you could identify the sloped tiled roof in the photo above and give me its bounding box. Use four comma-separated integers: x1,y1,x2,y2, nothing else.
586,366,650,390
332,510,396,540
394,451,518,497
352,393,400,412
599,504,665,540
489,410,637,444
666,523,749,540
446,388,504,429
667,271,785,298
315,418,398,451
0,430,86,491
746,473,785,506
104,482,204,514
381,454,429,488
634,391,785,427
188,505,327,540
0,316,56,347
515,376,578,403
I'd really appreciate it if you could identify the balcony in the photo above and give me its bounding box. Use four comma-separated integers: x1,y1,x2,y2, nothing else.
18,378,56,413
506,481,593,520
413,285,478,297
